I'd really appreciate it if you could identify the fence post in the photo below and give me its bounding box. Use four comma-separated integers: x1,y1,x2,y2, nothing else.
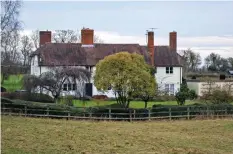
169,107,171,120
129,110,132,122
89,109,92,118
108,108,111,120
68,111,70,120
225,108,227,117
134,109,136,119
187,107,190,120
148,109,151,121
24,105,27,117
46,107,49,116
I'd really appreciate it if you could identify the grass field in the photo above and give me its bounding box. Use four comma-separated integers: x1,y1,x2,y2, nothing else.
2,116,233,154
72,100,198,108
1,74,24,92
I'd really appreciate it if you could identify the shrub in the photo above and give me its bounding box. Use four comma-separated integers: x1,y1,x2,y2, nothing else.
1,97,88,116
152,104,233,117
0,92,54,103
210,89,232,104
189,90,198,100
175,91,187,105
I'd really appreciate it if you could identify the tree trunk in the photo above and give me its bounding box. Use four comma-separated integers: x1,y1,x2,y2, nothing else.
126,100,130,108
144,101,148,108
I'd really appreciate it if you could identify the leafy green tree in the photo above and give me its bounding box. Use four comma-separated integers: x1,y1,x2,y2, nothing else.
94,52,154,108
132,70,157,108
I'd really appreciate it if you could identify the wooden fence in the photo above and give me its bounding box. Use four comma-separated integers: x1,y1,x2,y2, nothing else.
1,103,233,121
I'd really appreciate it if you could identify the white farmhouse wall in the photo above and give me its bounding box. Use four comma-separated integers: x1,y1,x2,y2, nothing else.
31,56,183,98
155,67,182,94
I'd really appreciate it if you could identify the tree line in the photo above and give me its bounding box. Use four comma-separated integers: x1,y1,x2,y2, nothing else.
183,49,233,74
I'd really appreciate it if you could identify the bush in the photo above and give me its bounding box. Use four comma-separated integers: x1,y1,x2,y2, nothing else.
210,89,232,104
175,91,187,105
1,97,88,116
0,92,54,103
189,90,198,100
152,104,233,117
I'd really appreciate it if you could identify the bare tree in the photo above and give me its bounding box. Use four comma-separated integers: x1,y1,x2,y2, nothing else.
20,35,33,66
1,0,22,84
53,29,78,43
183,49,201,72
30,29,39,49
23,67,91,103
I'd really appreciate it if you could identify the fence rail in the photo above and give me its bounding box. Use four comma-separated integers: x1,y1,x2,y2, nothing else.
2,104,233,121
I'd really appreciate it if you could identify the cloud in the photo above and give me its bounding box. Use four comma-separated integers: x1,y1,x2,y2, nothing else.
21,30,233,65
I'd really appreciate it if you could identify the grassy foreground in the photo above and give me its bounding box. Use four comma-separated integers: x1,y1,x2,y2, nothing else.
2,116,233,154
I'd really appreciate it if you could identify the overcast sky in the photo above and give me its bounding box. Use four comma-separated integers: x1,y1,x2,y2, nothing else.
20,1,233,63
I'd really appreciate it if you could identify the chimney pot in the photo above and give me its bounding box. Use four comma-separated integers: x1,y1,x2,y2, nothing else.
81,28,94,46
40,31,52,47
169,31,177,52
147,31,154,66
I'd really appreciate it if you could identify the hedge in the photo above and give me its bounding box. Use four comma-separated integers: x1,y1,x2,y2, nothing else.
1,92,54,103
1,97,87,116
151,103,233,117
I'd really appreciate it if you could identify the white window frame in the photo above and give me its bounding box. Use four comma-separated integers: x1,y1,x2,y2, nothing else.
164,84,175,95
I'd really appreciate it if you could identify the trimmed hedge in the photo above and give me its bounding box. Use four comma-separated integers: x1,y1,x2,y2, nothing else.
2,97,233,120
1,97,87,116
152,103,233,117
1,92,54,103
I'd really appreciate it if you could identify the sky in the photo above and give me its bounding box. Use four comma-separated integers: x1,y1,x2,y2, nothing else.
20,1,233,64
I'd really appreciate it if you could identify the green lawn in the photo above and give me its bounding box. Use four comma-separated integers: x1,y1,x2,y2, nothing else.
72,100,199,108
2,116,233,154
1,74,24,92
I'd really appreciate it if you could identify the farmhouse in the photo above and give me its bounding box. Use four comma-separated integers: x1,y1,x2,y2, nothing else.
30,28,183,98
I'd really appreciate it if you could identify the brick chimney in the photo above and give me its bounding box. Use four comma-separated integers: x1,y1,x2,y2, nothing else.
169,31,177,51
39,31,51,47
147,31,154,66
81,28,94,46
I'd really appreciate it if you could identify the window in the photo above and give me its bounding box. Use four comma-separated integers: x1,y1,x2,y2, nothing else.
170,84,174,95
63,84,68,91
165,84,169,93
166,67,169,74
165,84,175,95
72,84,77,90
170,67,173,74
68,84,72,91
166,67,173,74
